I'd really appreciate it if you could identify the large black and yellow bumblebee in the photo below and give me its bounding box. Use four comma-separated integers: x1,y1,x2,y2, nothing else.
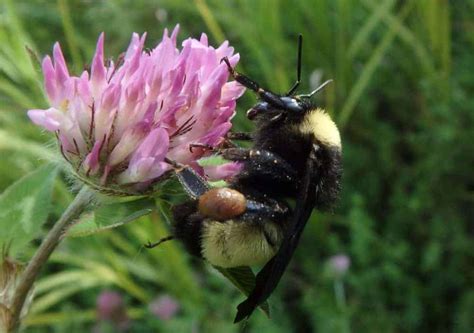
148,35,342,323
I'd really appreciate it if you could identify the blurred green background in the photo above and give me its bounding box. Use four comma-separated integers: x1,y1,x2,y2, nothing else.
1,0,473,332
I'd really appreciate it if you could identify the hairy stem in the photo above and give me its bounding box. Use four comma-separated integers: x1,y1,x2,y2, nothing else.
7,186,94,332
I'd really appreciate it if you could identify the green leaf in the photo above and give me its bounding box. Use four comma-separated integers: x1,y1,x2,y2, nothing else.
208,180,228,188
213,265,271,318
197,155,228,167
66,198,154,238
0,163,58,255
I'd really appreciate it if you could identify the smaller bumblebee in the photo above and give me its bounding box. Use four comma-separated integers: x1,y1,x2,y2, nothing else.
148,35,342,322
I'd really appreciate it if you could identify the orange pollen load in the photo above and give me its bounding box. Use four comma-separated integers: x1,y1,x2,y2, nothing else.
198,188,247,221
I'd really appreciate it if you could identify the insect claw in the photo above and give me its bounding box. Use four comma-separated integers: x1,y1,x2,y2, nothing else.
221,56,234,74
164,157,184,170
144,241,153,249
189,143,215,153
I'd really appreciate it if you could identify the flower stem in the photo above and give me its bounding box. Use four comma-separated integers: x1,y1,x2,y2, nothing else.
334,279,346,309
334,279,350,333
7,186,94,332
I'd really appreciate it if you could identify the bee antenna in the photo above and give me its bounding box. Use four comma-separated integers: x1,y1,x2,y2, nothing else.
299,79,333,99
286,34,303,96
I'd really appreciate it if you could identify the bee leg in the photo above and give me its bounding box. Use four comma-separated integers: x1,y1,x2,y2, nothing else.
214,132,253,150
220,148,298,183
165,158,210,199
144,235,175,249
189,143,215,153
210,132,253,149
218,147,254,160
225,132,253,141
147,201,204,258
188,132,250,153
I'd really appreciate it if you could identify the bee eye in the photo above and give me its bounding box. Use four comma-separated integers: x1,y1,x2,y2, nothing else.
247,108,258,120
247,102,269,120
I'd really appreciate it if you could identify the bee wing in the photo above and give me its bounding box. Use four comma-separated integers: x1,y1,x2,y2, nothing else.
234,145,318,323
213,265,270,317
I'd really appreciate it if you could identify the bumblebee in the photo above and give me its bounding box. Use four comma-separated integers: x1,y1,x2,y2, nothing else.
149,35,342,322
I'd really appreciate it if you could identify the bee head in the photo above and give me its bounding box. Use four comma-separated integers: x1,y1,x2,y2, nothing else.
245,79,332,122
221,34,332,123
246,96,311,121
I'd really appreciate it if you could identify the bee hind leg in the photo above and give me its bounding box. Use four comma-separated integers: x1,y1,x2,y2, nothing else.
144,236,175,249
164,158,210,199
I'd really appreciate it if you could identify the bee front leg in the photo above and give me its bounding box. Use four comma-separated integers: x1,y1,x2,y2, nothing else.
225,132,253,141
220,148,298,184
189,143,216,153
189,132,251,153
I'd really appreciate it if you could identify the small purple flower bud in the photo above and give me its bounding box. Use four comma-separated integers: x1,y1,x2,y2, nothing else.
328,254,351,277
96,291,124,320
96,290,129,330
28,25,245,195
148,295,180,321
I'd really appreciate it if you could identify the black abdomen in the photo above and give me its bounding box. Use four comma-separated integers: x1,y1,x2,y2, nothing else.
171,201,203,257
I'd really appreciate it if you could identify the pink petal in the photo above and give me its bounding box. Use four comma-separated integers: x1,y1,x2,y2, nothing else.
83,139,104,175
125,33,146,78
118,128,170,183
199,33,208,46
107,121,151,166
69,96,90,134
199,122,232,145
117,158,168,184
42,56,57,104
204,162,243,181
221,80,246,102
53,43,70,84
77,71,91,103
199,69,227,117
27,108,63,132
216,42,237,62
100,83,121,111
170,24,180,44
133,127,169,162
125,33,141,60
213,105,236,125
90,33,106,94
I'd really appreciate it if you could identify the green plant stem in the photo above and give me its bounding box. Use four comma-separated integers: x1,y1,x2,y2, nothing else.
338,0,415,129
334,279,346,309
334,279,350,333
7,186,94,332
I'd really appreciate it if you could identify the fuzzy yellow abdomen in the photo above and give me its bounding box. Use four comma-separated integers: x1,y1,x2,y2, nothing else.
201,219,283,268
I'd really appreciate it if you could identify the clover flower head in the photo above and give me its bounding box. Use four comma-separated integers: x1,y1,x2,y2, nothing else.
328,254,351,277
28,25,245,195
148,295,180,320
96,290,129,330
